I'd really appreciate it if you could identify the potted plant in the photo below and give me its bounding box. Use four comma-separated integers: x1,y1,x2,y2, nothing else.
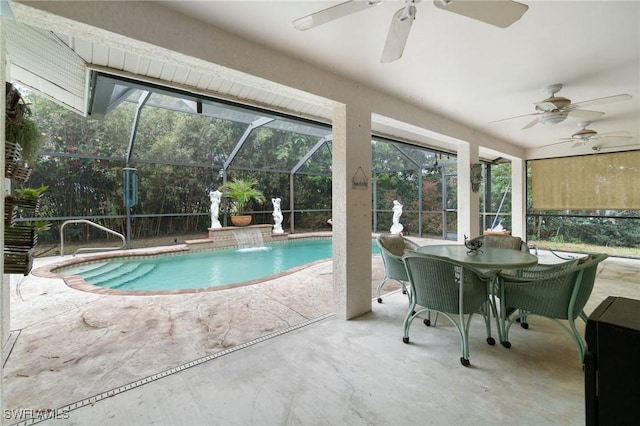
5,82,42,182
3,185,48,276
220,178,265,226
6,185,49,216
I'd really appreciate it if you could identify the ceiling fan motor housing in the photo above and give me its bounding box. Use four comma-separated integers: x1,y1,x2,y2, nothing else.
535,96,571,112
539,111,568,125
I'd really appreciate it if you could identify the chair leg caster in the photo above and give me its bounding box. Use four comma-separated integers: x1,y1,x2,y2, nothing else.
486,337,496,346
520,322,529,329
460,357,470,367
402,290,407,294
501,341,512,348
377,298,383,303
423,319,431,326
402,336,410,344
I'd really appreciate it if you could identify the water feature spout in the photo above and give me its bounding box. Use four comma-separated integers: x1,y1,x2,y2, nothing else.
231,228,266,250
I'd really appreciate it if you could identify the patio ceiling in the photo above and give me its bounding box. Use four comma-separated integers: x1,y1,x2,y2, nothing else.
5,1,640,161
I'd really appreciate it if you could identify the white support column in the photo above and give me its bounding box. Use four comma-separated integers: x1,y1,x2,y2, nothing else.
1,10,9,412
1,11,9,347
332,102,372,320
457,143,480,241
511,157,527,239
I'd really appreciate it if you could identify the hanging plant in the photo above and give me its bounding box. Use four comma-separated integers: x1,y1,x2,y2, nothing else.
5,112,42,163
5,82,43,164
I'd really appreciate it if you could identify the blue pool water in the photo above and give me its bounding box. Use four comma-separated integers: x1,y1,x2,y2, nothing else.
58,239,379,291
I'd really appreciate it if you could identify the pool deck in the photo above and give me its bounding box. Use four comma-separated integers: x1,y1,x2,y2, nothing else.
2,235,639,425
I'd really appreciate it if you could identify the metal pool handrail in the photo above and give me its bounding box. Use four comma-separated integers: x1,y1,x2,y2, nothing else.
60,220,126,256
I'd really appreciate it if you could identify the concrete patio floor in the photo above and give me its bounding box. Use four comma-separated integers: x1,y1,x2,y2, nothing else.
2,237,639,425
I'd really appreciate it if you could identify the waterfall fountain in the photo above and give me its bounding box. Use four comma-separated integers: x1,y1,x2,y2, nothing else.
231,228,268,251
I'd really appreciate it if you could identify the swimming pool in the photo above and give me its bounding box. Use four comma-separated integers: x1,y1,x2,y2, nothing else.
56,238,379,292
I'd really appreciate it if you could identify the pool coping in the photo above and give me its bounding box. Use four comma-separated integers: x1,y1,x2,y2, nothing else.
31,236,340,296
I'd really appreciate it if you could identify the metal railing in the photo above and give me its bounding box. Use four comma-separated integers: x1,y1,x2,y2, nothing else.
60,220,126,256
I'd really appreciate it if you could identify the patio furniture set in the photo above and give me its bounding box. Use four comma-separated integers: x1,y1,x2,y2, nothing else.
375,233,607,367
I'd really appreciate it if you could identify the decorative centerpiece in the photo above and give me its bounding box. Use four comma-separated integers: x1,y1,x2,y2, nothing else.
464,235,483,255
220,178,265,227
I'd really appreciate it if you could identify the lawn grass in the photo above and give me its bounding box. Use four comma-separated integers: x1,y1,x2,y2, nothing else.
528,239,640,259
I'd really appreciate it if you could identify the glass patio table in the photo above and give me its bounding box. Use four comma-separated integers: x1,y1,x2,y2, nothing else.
415,244,538,270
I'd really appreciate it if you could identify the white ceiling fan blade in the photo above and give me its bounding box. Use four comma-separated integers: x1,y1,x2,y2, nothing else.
489,112,541,124
572,94,632,109
293,0,383,31
599,135,633,142
521,117,540,130
381,5,416,63
597,131,631,137
567,109,605,120
539,139,573,148
432,0,528,28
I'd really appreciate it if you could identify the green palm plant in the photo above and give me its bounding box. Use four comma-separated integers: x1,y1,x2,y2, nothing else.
220,178,265,216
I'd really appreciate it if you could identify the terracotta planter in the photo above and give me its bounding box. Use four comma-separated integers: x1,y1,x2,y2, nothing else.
231,215,252,227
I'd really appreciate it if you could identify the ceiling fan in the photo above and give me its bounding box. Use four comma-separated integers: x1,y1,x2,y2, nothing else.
492,84,632,130
544,122,633,149
565,124,632,149
292,0,529,63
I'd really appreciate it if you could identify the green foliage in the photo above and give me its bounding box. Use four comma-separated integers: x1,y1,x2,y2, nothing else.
6,114,42,163
15,185,48,199
5,84,44,163
19,87,639,252
527,213,640,248
25,219,52,233
220,178,266,215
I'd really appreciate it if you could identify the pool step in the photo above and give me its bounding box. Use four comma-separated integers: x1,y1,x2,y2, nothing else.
100,264,157,289
87,262,151,286
66,261,126,279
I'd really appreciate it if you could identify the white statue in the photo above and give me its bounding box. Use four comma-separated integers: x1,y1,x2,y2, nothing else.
272,197,284,234
209,190,222,229
390,200,404,234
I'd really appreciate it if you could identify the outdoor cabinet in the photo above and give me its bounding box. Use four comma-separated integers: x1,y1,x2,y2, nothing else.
584,296,640,426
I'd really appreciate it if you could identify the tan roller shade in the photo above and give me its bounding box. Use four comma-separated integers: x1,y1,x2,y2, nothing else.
531,151,640,210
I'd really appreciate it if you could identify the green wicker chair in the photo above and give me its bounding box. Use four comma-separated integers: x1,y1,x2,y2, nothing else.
375,234,419,304
471,234,530,329
470,234,529,252
516,258,580,278
501,258,580,329
497,253,608,362
401,252,495,367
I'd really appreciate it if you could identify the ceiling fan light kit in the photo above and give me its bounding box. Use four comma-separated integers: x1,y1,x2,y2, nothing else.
293,0,529,63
